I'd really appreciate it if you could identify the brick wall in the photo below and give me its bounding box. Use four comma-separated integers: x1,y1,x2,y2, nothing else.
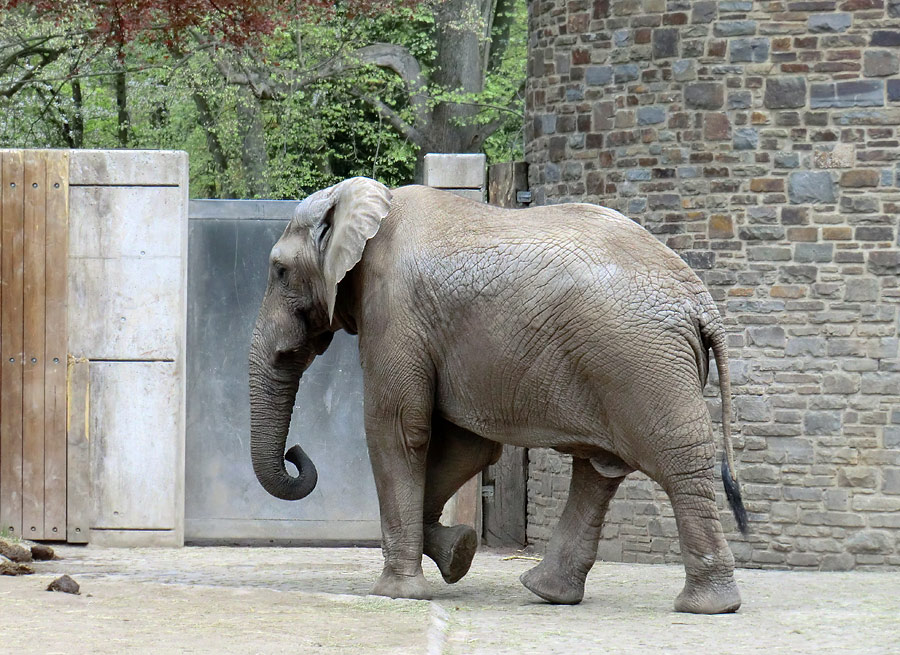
525,0,900,569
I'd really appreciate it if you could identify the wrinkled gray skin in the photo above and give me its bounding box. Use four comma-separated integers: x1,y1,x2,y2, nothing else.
250,177,745,614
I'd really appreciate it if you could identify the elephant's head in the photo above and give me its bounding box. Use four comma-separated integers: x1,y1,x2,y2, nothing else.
249,177,392,500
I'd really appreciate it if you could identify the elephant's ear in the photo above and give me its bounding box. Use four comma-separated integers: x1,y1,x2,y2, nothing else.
318,177,392,321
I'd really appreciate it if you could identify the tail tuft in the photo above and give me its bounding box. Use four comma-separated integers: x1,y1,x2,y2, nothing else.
722,455,749,536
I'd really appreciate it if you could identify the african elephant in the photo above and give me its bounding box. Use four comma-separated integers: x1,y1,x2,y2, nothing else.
249,177,748,614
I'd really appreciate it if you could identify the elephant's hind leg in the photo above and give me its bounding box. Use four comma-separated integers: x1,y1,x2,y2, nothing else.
649,407,741,614
520,457,624,604
423,418,502,584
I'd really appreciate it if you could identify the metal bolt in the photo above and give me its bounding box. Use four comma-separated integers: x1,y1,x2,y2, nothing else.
52,527,58,533
30,526,35,532
32,182,38,188
54,183,60,188
8,358,13,363
10,182,15,188
53,357,59,364
31,357,37,363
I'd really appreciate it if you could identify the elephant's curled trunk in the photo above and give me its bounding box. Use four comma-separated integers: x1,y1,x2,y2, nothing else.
249,353,318,501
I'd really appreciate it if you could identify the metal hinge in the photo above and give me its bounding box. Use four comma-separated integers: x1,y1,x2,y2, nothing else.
516,190,532,204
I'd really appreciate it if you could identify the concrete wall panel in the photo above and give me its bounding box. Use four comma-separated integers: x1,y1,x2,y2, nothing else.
69,150,186,186
185,201,380,543
90,361,179,532
68,256,181,360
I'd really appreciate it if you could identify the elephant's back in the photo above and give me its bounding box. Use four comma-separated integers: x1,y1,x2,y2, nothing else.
387,185,704,305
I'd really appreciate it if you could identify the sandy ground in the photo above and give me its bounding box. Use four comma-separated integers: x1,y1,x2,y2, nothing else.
0,545,897,654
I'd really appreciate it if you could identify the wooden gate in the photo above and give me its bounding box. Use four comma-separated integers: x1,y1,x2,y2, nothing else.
0,150,69,541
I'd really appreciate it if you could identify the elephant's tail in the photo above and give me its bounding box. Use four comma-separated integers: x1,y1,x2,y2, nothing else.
701,316,749,536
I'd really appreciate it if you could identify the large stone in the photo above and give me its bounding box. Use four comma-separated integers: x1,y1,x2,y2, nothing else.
840,169,880,187
0,539,32,563
613,64,640,83
652,28,679,59
846,531,894,554
692,1,717,23
864,50,900,77
747,326,786,348
804,411,842,435
734,127,759,150
794,243,834,262
637,106,666,125
788,171,836,204
731,37,770,63
423,153,486,189
714,20,757,37
672,59,696,81
808,13,852,33
871,30,900,46
868,251,900,275
585,66,613,86
765,77,807,109
684,82,725,109
811,81,884,108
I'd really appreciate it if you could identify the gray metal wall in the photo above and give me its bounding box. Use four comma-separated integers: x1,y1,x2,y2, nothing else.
185,200,380,543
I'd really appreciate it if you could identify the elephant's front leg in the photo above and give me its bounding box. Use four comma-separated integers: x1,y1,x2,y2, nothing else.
521,457,625,604
365,403,432,600
423,418,502,584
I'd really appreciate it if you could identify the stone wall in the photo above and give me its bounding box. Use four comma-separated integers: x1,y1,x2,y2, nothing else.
525,0,900,569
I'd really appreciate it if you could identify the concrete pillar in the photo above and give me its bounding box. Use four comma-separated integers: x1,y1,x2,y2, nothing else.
423,153,487,202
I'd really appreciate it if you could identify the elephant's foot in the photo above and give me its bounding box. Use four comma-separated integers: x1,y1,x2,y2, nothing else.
372,567,432,600
520,559,586,605
674,578,741,614
424,523,478,584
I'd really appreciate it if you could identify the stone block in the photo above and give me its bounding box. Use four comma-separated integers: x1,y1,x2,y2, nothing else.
804,411,842,435
637,106,666,125
672,59,696,81
861,372,900,394
734,127,759,150
748,246,792,261
764,77,807,109
738,226,784,240
586,66,613,85
735,396,772,422
871,30,900,46
823,226,852,240
846,531,894,554
731,37,770,63
747,326,786,348
883,468,900,494
867,251,900,275
864,50,900,77
788,171,836,204
614,64,640,83
714,21,757,37
794,243,834,263
69,149,187,185
652,28,679,59
728,92,752,110
841,195,880,214
786,337,826,357
840,169,880,187
684,82,725,109
709,214,734,238
821,554,856,571
808,13,852,33
812,81,885,108
845,278,880,302
90,362,180,532
839,467,879,488
855,226,894,241
889,79,900,102
423,153,486,189
691,1,717,23
774,152,800,168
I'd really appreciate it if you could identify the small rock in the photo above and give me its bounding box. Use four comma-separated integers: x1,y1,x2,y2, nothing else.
0,538,33,563
30,544,56,561
0,555,34,576
47,574,80,595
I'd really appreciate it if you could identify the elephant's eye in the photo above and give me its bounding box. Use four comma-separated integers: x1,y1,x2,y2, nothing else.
275,264,288,282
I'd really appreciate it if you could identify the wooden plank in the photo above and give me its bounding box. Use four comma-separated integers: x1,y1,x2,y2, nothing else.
0,150,25,538
44,151,69,539
22,151,47,540
66,357,90,543
487,161,529,209
483,446,528,547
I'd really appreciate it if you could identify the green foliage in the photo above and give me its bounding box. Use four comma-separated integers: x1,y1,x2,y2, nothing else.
1,0,526,198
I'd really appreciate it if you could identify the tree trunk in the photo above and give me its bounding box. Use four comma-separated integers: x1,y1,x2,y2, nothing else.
115,69,129,147
70,79,84,148
429,0,490,154
237,85,269,198
192,91,232,198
